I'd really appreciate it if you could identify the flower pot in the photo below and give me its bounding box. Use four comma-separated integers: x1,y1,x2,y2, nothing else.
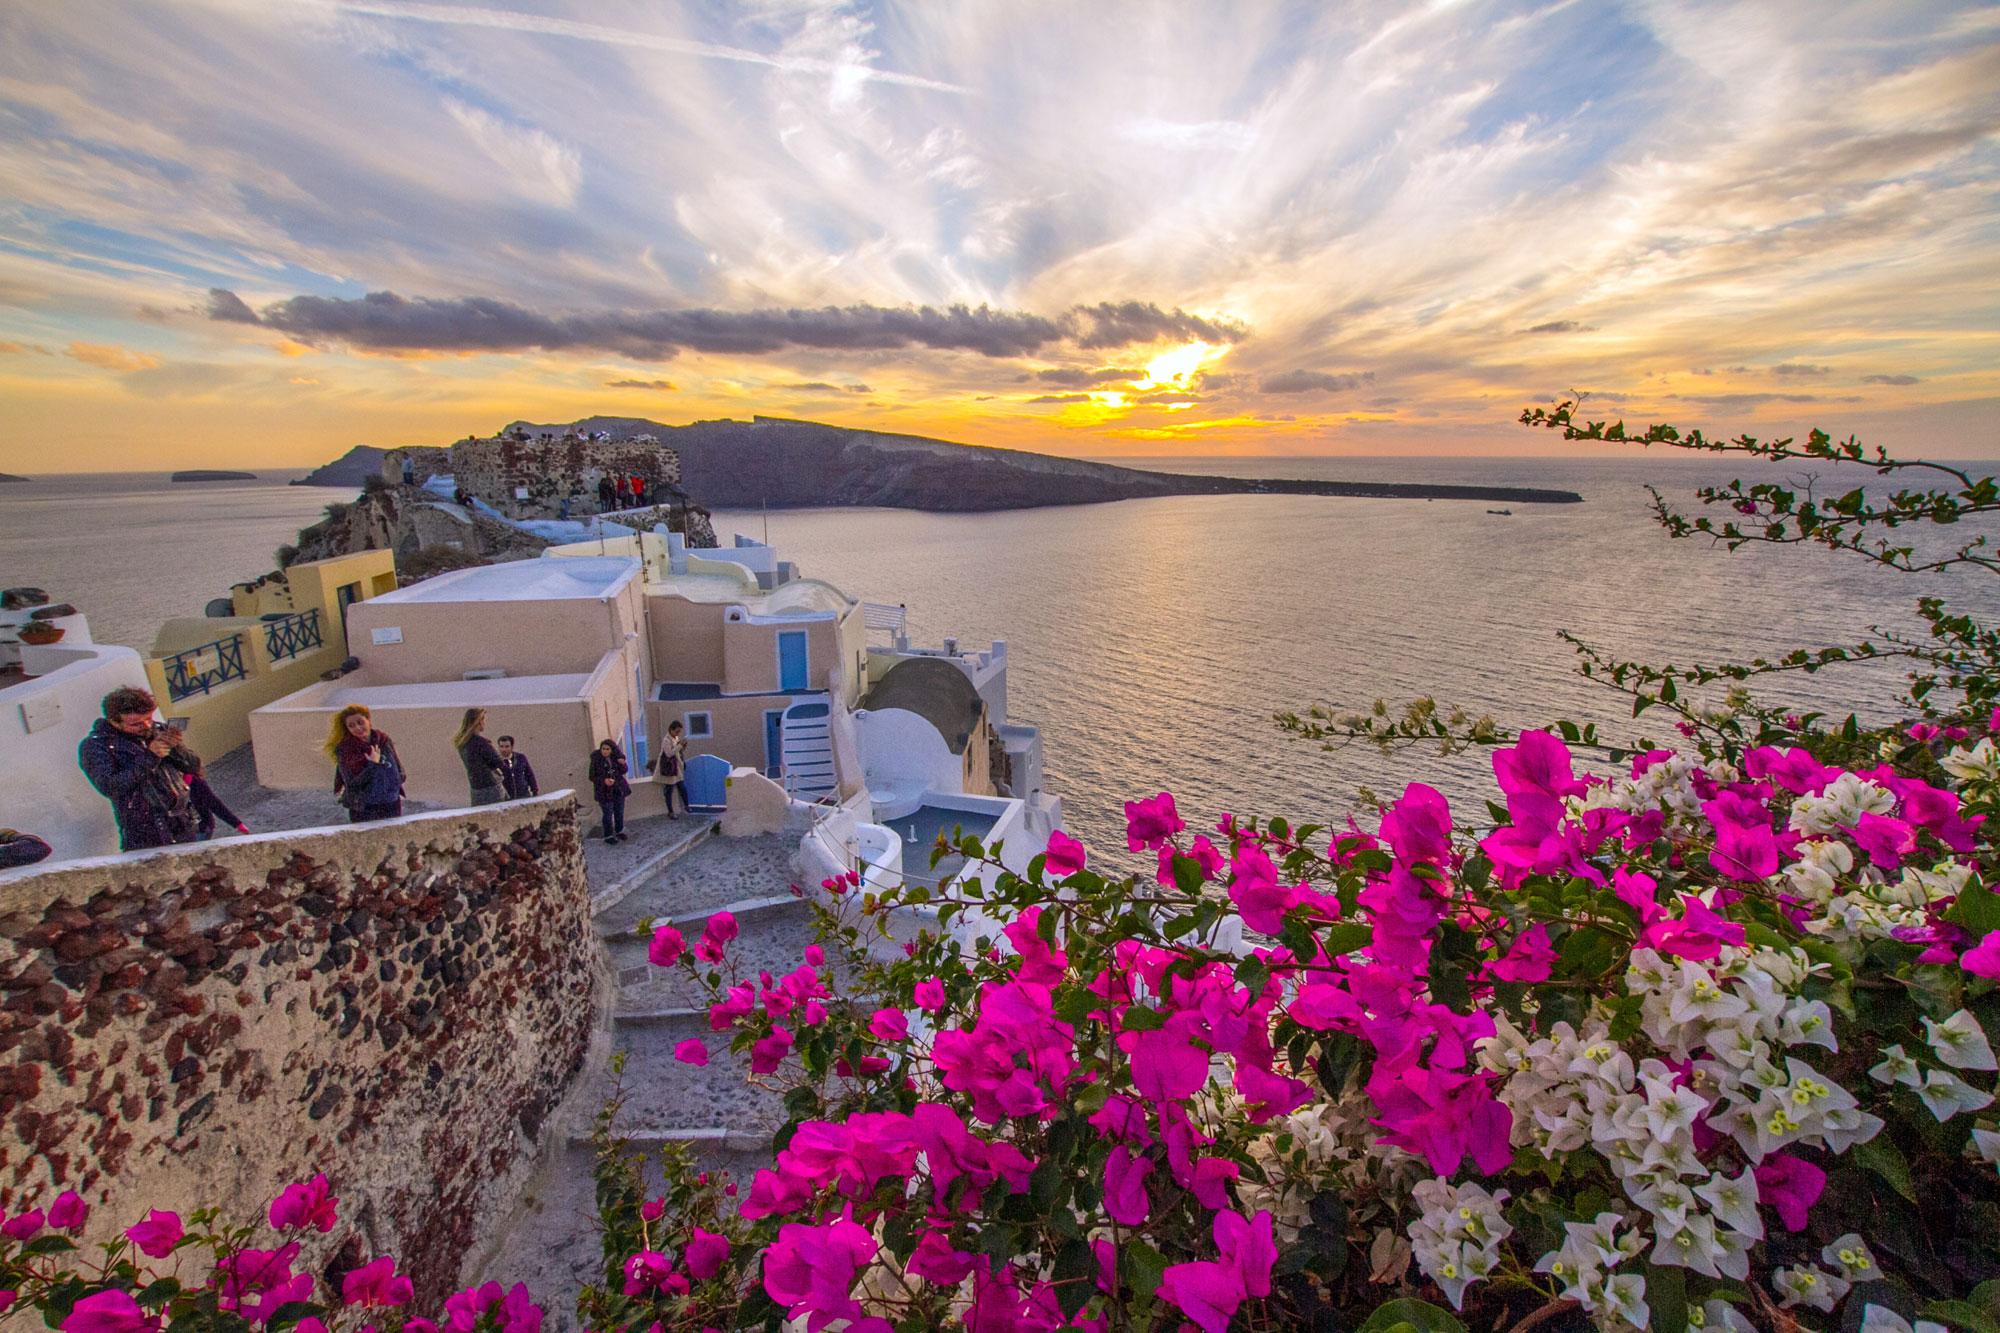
16,623,65,645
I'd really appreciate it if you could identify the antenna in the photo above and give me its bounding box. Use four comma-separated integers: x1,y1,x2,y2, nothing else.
762,497,769,545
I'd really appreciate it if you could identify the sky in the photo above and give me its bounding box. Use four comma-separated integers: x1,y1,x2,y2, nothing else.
2,0,1998,471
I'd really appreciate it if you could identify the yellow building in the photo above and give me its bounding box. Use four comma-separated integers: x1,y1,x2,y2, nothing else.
144,550,397,759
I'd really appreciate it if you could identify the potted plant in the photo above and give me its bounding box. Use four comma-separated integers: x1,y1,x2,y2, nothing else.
16,622,64,645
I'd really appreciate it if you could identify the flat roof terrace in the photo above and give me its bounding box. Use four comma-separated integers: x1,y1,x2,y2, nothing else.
371,556,639,604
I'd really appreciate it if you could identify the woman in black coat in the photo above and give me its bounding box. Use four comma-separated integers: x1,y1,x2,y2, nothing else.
589,739,631,843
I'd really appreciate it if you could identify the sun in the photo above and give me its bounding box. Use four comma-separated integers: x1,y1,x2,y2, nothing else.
1139,342,1225,389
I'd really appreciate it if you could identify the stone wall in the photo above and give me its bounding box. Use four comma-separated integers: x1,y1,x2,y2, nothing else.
447,436,688,521
0,796,599,1307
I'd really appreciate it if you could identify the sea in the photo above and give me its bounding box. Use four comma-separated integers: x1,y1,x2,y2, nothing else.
5,458,1997,864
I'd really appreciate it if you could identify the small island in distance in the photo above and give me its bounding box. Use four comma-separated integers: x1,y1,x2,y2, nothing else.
170,469,257,482
0,472,28,483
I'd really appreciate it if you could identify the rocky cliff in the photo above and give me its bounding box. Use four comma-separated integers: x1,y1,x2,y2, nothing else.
291,445,386,487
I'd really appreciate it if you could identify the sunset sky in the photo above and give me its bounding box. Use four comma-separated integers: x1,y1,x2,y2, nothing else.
3,0,1998,471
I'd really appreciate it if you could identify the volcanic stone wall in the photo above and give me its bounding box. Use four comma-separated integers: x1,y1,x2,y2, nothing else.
0,796,598,1306
447,435,688,520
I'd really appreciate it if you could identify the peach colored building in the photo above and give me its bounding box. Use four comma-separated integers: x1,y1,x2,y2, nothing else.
250,557,649,805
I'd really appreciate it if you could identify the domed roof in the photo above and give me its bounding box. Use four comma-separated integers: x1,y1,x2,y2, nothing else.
860,656,985,754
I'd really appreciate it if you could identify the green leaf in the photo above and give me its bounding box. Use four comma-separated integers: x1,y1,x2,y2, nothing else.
19,1235,78,1256
1321,922,1373,956
1854,1134,1918,1204
1121,1006,1167,1032
265,1301,328,1332
1922,1300,2000,1333
1119,1240,1168,1296
1646,1263,1687,1333
1556,926,1621,981
1354,1298,1468,1333
1235,958,1270,995
1053,1239,1096,1317
1948,882,2000,937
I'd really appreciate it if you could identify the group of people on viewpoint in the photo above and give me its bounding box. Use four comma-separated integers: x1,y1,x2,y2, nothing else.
596,473,657,511
47,688,703,869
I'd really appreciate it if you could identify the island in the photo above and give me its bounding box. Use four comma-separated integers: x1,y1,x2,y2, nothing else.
0,472,28,483
171,470,257,482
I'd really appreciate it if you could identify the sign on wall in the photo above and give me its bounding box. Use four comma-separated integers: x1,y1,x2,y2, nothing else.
370,627,404,645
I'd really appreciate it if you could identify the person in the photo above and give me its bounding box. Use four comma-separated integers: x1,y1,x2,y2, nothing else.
597,474,615,512
161,727,248,839
401,455,415,485
495,734,539,800
558,495,571,521
454,708,506,805
78,687,199,851
328,704,404,823
589,739,630,843
630,475,645,510
0,830,52,869
654,719,689,817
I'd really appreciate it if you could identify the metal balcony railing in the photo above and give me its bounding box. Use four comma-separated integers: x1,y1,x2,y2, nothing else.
162,634,248,701
263,608,323,662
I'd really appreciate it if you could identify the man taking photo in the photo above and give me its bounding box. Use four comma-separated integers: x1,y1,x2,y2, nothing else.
77,687,200,852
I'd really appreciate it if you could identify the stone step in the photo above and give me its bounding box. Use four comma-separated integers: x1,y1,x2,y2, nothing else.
606,900,827,1015
596,1007,789,1142
592,832,801,933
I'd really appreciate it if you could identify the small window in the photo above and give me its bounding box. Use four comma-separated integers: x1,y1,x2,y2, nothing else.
684,711,712,738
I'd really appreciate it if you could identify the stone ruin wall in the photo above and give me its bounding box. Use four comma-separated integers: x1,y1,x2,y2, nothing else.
0,797,601,1307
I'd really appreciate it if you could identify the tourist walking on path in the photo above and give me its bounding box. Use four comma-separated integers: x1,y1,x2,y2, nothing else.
0,830,52,869
454,708,507,805
329,704,404,823
589,739,631,843
78,686,199,851
496,735,539,799
654,719,690,817
161,728,248,838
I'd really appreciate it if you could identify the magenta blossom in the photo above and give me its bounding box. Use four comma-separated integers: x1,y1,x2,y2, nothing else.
343,1257,414,1309
1102,1146,1153,1226
2,1210,42,1241
125,1210,183,1258
1755,1153,1826,1231
1641,894,1748,962
47,1191,87,1232
1044,830,1088,876
1226,845,1298,935
1158,1210,1277,1333
913,977,946,1011
1853,812,1918,869
1703,791,1779,881
269,1175,338,1233
673,1038,709,1066
648,925,685,967
1962,930,2000,978
1001,906,1069,985
907,1232,976,1285
1124,792,1184,852
1379,783,1455,866
622,1250,673,1297
762,1213,878,1329
868,1008,909,1041
685,1227,731,1280
61,1290,158,1333
1487,924,1555,983
694,911,738,963
751,1025,795,1074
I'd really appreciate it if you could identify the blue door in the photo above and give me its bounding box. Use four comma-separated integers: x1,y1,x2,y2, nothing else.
685,754,729,811
764,710,785,777
778,631,808,691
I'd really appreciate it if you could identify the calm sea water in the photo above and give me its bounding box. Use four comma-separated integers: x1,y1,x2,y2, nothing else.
5,458,1995,862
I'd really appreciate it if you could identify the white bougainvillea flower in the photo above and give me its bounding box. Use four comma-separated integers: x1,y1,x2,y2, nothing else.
1694,1168,1763,1240
1923,1010,1997,1072
1918,1068,1996,1121
1869,1045,1923,1088
1691,1298,1757,1333
1858,1304,1950,1333
1651,1210,1726,1279
1973,1127,2000,1171
1601,1272,1651,1329
1940,737,1999,781
1773,1264,1849,1312
1780,999,1838,1052
1822,1233,1883,1283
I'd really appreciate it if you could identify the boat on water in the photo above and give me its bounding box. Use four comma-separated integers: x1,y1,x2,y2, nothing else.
1487,508,1513,515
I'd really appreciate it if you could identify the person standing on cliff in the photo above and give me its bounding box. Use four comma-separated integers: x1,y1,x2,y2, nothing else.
454,708,506,806
597,474,615,513
589,738,630,843
78,687,200,851
495,734,539,800
329,704,404,823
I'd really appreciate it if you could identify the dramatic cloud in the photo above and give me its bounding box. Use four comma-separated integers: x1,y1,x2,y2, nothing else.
208,290,1237,361
1031,367,1145,387
1771,363,1832,376
606,379,677,391
1862,374,1922,385
1260,370,1373,395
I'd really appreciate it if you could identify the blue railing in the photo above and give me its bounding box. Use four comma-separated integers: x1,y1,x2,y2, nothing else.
162,634,248,701
263,608,323,662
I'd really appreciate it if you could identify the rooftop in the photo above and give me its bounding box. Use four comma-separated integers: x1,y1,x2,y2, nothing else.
653,572,852,618
369,557,640,605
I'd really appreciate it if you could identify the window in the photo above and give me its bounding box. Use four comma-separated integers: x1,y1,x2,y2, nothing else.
684,711,712,738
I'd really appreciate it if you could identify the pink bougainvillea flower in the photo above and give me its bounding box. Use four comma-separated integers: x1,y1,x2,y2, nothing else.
1641,894,1747,962
343,1257,413,1308
684,1228,730,1281
761,1213,878,1328
269,1175,338,1233
126,1210,183,1258
1122,1018,1209,1104
913,977,946,1011
751,1026,795,1074
1703,791,1779,881
1487,924,1555,983
694,911,738,963
1158,834,1227,889
1226,845,1298,935
250,1273,315,1324
1124,792,1184,852
867,1008,909,1042
1157,1210,1278,1333
1103,1146,1153,1226
1907,722,1942,742
1379,783,1455,867
622,1250,673,1297
739,1165,815,1220
1002,906,1070,985
61,1289,158,1333
1755,1153,1826,1232
1853,812,1918,869
1612,866,1663,924
47,1191,87,1232
1191,1158,1242,1209
673,1038,709,1066
1044,830,1088,877
2,1209,43,1241
494,1284,542,1333
802,944,824,966
906,1231,976,1285
647,926,685,967
1961,930,2000,978
1745,746,1837,796
639,1197,666,1222
709,984,755,1031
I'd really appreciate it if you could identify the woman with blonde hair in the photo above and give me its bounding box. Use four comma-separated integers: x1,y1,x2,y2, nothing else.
328,704,404,823
453,707,506,806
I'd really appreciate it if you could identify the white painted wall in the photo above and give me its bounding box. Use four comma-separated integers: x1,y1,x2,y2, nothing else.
0,644,152,863
852,708,962,814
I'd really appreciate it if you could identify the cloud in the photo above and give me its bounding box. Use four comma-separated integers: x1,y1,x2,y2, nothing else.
0,341,53,356
1260,369,1373,394
65,341,162,372
208,289,1242,360
779,381,870,393
1771,363,1831,376
444,100,581,206
120,361,253,398
1115,118,1258,152
606,378,677,391
1032,366,1144,387
1673,392,1863,407
1862,373,1921,385
1523,320,1584,334
1027,393,1090,404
